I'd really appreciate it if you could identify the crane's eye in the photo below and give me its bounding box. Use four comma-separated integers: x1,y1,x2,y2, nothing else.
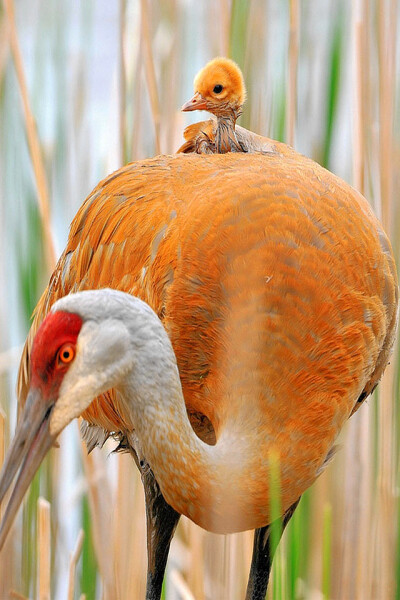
213,84,223,94
56,344,76,368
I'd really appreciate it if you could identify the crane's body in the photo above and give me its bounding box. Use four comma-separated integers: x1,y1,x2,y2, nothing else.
1,149,397,596
16,150,397,527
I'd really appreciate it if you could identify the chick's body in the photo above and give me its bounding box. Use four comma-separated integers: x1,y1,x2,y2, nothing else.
180,57,246,154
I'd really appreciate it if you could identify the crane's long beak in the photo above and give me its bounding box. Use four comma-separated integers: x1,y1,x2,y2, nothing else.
0,387,56,549
181,91,207,112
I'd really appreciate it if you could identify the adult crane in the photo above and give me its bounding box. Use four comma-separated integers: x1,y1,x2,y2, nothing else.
0,146,397,600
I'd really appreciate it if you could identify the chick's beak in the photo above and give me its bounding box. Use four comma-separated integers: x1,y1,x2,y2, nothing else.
181,91,208,112
0,386,57,549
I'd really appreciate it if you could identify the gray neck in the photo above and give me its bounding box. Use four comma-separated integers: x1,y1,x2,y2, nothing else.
115,329,250,533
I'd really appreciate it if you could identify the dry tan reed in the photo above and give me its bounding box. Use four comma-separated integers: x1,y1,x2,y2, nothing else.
186,522,206,600
37,497,51,600
67,529,85,600
2,0,56,274
352,0,366,194
351,11,374,596
0,13,9,84
79,438,117,599
130,30,144,161
219,0,231,57
140,0,162,155
170,568,196,600
375,2,398,598
287,0,299,147
0,408,5,477
9,592,30,600
336,3,372,599
378,0,397,229
119,0,127,165
111,453,146,600
0,408,15,599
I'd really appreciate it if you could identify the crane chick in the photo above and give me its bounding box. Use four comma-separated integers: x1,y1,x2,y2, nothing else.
180,57,246,154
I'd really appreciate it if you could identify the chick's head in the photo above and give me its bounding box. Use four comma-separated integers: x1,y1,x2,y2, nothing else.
182,57,246,117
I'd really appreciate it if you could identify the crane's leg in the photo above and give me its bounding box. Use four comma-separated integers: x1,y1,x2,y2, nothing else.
141,463,181,599
128,440,181,600
245,498,300,600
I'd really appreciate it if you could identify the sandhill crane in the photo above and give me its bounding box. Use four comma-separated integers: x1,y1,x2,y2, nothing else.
0,150,397,599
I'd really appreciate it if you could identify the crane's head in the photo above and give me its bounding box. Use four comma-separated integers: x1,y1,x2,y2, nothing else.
182,57,246,118
0,289,165,549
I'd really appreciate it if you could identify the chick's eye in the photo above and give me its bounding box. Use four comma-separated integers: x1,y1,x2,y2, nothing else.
213,84,223,94
56,344,75,367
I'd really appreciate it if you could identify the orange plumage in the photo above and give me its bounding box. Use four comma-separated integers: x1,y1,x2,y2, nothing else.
179,57,247,153
17,150,397,526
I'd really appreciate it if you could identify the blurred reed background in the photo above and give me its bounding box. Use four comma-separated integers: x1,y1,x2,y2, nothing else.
0,0,399,598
